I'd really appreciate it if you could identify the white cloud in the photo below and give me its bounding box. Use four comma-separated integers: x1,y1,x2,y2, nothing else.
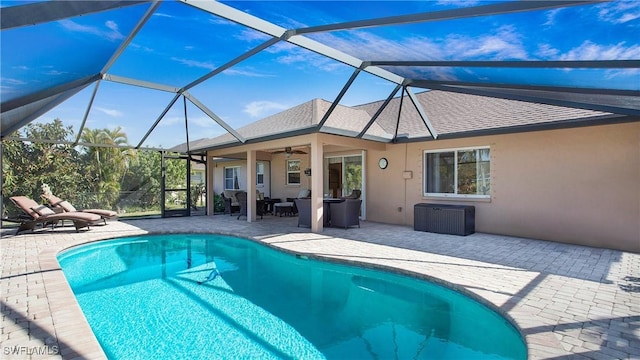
158,116,180,127
543,9,562,27
265,41,344,72
560,41,640,60
605,68,640,81
44,69,67,76
171,57,216,70
95,107,123,117
536,44,559,58
223,68,274,77
243,101,289,118
436,0,480,7
597,1,640,24
189,116,219,128
447,25,528,60
314,25,528,62
153,12,174,19
105,20,118,32
235,28,271,42
1,77,26,85
58,19,123,41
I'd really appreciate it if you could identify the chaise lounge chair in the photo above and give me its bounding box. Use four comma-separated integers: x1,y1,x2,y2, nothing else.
42,193,117,224
9,196,103,234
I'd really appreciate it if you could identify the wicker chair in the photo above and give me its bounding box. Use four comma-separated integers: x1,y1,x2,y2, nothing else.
221,190,241,215
342,189,361,199
294,198,311,228
236,191,264,220
329,199,362,229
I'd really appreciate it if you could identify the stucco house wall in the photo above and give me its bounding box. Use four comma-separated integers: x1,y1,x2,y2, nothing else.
366,122,640,253
211,160,272,198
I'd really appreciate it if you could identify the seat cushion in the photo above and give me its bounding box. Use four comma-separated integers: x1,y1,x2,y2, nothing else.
297,189,310,198
223,190,240,205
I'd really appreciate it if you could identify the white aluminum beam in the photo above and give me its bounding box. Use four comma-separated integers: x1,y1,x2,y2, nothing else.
406,87,438,139
357,84,402,138
179,0,404,85
367,59,640,69
75,80,102,145
182,91,246,143
101,1,161,74
179,0,287,38
288,35,404,85
292,1,602,34
317,68,362,130
1,1,150,30
103,74,179,93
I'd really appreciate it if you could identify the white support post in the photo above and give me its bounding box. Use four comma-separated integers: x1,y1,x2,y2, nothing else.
247,150,256,222
206,155,214,216
310,136,324,232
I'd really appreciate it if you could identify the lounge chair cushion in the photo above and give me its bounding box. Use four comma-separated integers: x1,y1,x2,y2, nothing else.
32,205,56,217
57,200,77,212
42,194,64,207
42,193,117,219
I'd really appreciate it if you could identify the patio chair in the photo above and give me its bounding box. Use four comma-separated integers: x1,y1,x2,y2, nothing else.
221,190,241,215
8,196,102,234
294,198,311,228
342,189,361,199
42,193,117,224
329,199,362,229
235,191,264,220
287,188,311,215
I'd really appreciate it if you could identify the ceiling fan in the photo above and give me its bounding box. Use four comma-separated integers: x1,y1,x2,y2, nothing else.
271,146,307,157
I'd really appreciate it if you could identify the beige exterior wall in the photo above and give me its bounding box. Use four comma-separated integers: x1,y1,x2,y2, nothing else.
366,122,640,253
207,125,638,252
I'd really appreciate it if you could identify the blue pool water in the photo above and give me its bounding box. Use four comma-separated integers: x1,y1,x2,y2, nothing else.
58,234,526,359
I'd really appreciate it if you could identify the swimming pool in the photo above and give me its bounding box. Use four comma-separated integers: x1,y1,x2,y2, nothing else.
58,234,526,359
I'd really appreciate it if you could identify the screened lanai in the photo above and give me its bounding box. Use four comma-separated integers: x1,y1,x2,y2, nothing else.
1,0,639,223
2,0,639,149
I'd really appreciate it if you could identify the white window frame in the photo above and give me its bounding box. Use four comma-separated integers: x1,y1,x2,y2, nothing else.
286,159,301,185
224,166,240,190
256,162,264,187
423,146,491,199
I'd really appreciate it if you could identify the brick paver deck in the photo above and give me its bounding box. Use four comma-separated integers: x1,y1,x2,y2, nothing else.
1,216,638,359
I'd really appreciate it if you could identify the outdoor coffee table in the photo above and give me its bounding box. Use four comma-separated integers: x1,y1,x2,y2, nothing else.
274,202,294,217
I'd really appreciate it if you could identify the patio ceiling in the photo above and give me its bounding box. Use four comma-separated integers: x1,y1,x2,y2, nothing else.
1,0,639,152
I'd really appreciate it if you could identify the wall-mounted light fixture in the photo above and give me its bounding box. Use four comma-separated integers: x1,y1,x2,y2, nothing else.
304,168,311,176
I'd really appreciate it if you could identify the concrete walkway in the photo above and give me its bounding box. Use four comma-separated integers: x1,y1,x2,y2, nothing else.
1,215,638,359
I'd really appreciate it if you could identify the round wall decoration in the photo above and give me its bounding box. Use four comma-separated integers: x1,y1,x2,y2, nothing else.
378,157,388,169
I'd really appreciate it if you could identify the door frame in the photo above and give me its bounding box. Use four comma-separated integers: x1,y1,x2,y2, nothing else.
161,152,191,217
323,150,366,220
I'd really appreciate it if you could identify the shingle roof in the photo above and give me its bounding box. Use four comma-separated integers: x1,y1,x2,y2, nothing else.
187,90,618,151
356,90,616,138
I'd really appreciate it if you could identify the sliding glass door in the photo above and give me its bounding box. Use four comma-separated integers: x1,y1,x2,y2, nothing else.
324,153,365,219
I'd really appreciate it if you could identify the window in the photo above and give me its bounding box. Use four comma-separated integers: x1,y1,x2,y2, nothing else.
424,147,490,197
224,166,240,190
256,162,264,187
286,159,301,185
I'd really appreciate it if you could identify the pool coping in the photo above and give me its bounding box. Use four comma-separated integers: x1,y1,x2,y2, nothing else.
1,216,639,359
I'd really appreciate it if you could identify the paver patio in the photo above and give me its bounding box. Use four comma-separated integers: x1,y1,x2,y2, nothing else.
1,215,638,359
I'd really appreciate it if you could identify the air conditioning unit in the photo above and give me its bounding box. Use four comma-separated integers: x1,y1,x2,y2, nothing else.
414,204,475,236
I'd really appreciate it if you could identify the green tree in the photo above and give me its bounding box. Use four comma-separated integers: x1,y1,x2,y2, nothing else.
120,150,162,213
1,120,87,215
79,127,136,209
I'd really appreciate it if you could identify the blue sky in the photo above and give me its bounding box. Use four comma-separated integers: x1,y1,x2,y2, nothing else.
2,0,639,148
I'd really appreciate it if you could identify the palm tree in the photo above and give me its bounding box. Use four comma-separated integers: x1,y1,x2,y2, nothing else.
80,127,137,208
